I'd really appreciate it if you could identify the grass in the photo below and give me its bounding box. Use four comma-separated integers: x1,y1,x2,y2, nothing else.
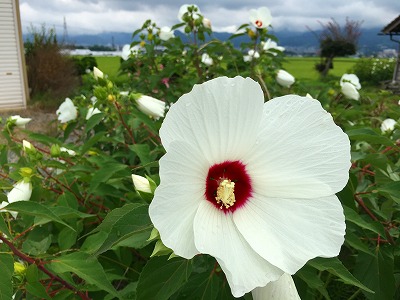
282,57,358,81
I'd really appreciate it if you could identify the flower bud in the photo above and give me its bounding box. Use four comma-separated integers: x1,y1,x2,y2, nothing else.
276,70,295,88
14,262,27,276
132,175,152,193
50,144,61,157
93,67,104,80
19,167,33,178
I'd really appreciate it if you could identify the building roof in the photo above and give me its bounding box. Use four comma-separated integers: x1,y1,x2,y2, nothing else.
381,15,400,35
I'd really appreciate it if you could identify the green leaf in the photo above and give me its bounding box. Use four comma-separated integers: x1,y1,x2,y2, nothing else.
0,214,11,238
0,253,13,300
377,181,400,204
308,257,373,293
80,131,106,154
92,203,152,255
58,227,78,250
346,128,393,146
345,231,373,255
89,161,129,194
85,112,105,134
129,144,153,173
296,265,331,300
353,247,395,299
26,282,51,300
28,132,60,145
49,252,119,298
4,201,74,231
343,206,386,236
137,256,192,300
178,271,220,300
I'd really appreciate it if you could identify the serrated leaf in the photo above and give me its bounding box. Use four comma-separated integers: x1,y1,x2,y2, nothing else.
137,256,192,300
343,206,386,236
0,253,13,300
49,252,119,298
92,203,152,255
4,201,74,231
308,257,373,293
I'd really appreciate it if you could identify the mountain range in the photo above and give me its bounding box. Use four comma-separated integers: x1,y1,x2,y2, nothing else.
26,27,397,55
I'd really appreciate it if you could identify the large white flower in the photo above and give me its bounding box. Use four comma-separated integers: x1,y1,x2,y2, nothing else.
149,76,350,297
159,26,175,41
276,69,295,88
56,98,78,123
201,53,213,66
380,118,397,132
262,39,285,55
9,115,31,128
178,4,201,22
136,95,166,120
249,7,272,29
252,273,301,300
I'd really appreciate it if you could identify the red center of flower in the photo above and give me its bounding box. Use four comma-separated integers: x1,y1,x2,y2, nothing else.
255,20,263,28
205,160,252,213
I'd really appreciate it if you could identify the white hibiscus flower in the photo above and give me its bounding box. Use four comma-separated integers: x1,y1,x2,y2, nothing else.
9,115,31,128
243,49,260,62
276,69,295,87
201,53,213,66
262,38,285,55
136,95,166,120
249,7,272,29
56,98,78,123
149,76,350,297
159,26,175,41
340,74,361,100
380,118,397,132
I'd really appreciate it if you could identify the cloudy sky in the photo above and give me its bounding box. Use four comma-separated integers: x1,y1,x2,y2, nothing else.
19,0,400,35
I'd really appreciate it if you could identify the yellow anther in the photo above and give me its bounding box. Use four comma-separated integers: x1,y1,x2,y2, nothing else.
215,179,236,209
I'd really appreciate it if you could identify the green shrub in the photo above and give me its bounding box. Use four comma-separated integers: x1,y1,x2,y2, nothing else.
351,57,395,84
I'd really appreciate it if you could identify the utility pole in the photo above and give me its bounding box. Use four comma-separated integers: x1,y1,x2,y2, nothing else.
62,16,69,46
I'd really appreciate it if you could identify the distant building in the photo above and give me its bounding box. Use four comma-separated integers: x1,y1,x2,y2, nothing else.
0,0,29,110
380,15,400,84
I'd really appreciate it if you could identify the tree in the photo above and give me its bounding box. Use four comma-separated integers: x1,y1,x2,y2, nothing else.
314,18,362,77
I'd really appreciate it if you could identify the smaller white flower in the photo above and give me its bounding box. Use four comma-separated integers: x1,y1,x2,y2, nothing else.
252,273,301,300
7,181,32,204
93,67,104,80
202,18,212,29
132,174,152,193
136,95,166,120
86,107,102,120
159,26,175,41
201,53,213,66
178,4,201,22
60,147,76,156
340,74,361,90
56,98,78,123
249,7,272,29
380,118,397,132
9,115,31,128
262,39,285,55
120,91,129,96
243,49,260,62
22,140,33,151
341,82,360,101
90,96,98,104
276,70,295,88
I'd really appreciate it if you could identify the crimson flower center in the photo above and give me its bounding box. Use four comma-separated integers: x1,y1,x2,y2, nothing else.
255,20,263,27
205,160,252,213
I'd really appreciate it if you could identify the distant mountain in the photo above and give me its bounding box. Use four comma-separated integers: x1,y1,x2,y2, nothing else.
23,27,396,55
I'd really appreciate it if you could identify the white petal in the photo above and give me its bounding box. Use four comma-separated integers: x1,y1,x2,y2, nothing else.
160,76,264,164
252,273,301,300
136,95,165,119
7,181,32,203
244,95,350,198
234,194,345,274
149,141,208,258
381,118,396,132
340,73,361,89
194,201,283,297
341,82,360,100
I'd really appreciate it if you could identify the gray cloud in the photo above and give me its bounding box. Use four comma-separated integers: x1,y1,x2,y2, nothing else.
19,0,400,35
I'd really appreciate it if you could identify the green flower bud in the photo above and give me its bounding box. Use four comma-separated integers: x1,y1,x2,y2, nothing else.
50,144,61,157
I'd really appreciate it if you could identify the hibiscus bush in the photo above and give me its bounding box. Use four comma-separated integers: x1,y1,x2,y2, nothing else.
1,5,400,300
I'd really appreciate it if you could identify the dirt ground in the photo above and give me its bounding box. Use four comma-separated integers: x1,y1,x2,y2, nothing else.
0,107,58,141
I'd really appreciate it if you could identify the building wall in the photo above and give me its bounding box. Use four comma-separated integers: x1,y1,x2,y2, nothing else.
0,0,28,110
